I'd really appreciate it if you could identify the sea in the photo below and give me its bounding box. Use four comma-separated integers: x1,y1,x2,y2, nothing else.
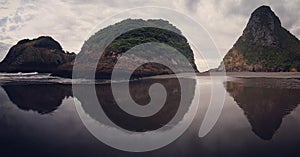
0,72,299,157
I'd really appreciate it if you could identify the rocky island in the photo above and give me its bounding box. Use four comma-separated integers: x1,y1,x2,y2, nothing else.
218,6,300,72
1,6,299,77
53,19,198,79
0,36,76,73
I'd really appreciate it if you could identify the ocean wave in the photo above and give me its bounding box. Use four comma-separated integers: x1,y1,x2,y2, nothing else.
0,72,109,85
0,72,39,76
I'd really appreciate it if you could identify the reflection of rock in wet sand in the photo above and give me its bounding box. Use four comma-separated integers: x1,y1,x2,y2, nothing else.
225,79,300,140
75,78,196,132
1,78,195,132
2,84,72,114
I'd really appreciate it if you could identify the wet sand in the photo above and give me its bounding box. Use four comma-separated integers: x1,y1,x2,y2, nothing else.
198,72,300,78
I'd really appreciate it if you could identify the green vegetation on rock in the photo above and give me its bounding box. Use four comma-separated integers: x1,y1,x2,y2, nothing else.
220,5,300,72
104,27,195,65
57,19,198,79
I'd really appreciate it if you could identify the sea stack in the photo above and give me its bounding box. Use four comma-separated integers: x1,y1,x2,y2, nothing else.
53,19,198,79
218,5,300,72
0,36,76,73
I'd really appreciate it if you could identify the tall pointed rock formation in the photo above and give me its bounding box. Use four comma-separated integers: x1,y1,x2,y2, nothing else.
219,5,300,72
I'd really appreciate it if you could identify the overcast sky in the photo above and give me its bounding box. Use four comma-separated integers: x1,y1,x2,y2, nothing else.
0,0,299,71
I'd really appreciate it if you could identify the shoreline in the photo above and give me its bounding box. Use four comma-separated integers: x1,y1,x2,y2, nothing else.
0,72,299,83
197,72,300,79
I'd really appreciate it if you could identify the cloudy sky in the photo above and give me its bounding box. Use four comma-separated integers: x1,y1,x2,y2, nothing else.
0,0,299,71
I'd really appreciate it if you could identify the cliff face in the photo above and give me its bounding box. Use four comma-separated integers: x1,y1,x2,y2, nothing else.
0,36,76,73
53,19,198,79
220,5,300,72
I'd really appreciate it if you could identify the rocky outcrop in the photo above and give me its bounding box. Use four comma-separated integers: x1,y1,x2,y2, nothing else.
53,19,198,79
219,5,300,72
0,36,76,73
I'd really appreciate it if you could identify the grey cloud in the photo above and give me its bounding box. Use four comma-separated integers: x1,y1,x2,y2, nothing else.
61,0,164,8
212,0,300,35
272,3,300,31
0,42,10,61
0,42,9,50
11,14,22,23
185,0,200,12
0,0,8,5
0,36,12,40
9,25,18,31
295,28,300,35
273,6,295,28
0,17,8,26
215,0,266,17
0,2,37,34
